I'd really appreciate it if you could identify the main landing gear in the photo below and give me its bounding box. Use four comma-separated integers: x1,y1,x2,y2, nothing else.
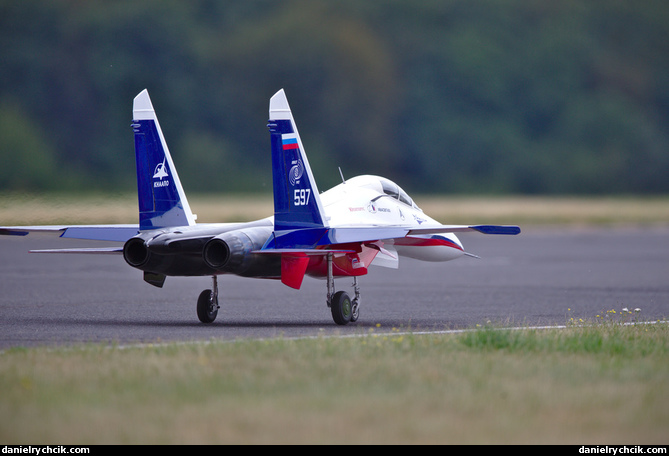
196,255,363,325
197,275,220,323
326,253,361,325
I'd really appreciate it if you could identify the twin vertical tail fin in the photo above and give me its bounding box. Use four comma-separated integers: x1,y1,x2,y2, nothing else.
266,89,328,249
131,87,322,246
131,90,196,231
265,89,332,289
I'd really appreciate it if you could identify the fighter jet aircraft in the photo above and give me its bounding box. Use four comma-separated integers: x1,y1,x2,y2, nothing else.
1,89,520,325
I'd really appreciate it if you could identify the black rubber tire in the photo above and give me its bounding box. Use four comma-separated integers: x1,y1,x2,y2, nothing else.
196,289,218,323
331,291,352,325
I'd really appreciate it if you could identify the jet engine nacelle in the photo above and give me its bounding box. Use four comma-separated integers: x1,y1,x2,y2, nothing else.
123,231,215,277
123,235,152,268
203,226,279,277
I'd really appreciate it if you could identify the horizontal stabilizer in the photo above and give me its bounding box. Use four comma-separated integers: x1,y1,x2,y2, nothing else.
255,248,356,255
29,247,123,254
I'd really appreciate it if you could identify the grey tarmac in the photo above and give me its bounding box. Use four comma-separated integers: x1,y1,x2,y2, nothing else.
1,227,667,348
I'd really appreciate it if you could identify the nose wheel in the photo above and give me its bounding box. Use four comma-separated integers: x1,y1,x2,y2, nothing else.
197,275,220,323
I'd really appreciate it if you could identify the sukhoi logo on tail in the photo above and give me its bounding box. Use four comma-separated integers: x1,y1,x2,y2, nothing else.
153,158,168,180
153,158,170,187
289,158,304,186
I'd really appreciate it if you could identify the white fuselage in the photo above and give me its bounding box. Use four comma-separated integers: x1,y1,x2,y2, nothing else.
319,175,465,265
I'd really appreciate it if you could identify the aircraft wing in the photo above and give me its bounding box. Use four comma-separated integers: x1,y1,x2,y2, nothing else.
0,225,140,242
324,224,520,245
408,224,521,235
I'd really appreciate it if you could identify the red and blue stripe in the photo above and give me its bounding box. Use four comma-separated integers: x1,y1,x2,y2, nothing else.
282,137,299,150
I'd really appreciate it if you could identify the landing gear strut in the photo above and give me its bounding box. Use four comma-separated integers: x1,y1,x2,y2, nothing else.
197,275,219,323
326,253,361,325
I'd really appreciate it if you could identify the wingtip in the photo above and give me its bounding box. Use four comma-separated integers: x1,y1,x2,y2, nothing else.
472,225,521,235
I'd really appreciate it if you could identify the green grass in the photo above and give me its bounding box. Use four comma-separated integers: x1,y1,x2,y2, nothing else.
1,323,667,444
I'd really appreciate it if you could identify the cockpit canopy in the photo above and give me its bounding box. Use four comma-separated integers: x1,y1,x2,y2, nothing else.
347,175,421,210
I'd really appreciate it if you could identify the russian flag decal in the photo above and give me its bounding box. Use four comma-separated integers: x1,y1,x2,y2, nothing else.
282,137,299,150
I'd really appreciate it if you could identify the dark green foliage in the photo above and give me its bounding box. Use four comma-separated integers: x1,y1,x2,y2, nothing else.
1,0,668,194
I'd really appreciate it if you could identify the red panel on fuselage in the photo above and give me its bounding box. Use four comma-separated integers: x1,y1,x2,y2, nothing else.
304,243,379,278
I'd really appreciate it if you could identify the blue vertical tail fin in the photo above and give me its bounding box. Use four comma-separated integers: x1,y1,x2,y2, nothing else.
131,89,196,231
267,89,328,248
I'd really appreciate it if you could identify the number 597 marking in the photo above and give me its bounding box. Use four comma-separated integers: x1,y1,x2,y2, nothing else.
294,189,311,206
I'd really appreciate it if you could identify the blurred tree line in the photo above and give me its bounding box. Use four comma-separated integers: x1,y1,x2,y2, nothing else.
1,0,668,194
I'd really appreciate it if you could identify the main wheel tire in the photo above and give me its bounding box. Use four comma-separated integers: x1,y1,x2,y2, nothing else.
196,289,218,323
331,291,352,325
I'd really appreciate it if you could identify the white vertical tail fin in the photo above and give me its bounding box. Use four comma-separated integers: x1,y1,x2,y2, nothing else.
266,89,328,249
131,89,196,230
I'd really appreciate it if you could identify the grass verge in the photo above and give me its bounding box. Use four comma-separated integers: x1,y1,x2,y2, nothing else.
1,322,667,444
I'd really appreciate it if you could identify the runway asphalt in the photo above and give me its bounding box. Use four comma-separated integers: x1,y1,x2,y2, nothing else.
1,227,667,348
